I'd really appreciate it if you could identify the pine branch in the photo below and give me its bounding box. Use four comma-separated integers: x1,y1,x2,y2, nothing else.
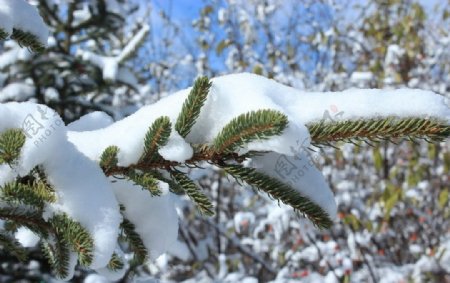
175,76,212,138
212,109,288,154
0,129,26,165
49,214,93,267
100,145,119,174
222,164,333,229
107,252,125,271
0,180,56,209
147,170,185,195
126,170,162,196
0,207,49,238
10,29,46,53
308,117,450,145
120,218,148,264
171,171,214,216
140,116,172,163
41,240,70,279
0,231,28,261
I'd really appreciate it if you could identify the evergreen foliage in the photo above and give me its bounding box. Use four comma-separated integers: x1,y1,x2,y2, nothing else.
10,29,46,53
171,170,215,216
140,116,172,163
222,164,333,229
120,218,148,265
175,76,212,138
308,117,450,145
0,129,26,165
212,109,288,153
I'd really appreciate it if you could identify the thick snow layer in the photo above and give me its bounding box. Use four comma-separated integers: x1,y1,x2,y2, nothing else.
67,111,114,132
0,103,121,277
0,82,35,102
111,180,179,260
0,0,48,45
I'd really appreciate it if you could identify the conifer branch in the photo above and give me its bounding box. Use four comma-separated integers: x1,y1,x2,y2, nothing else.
212,109,288,154
146,170,185,195
222,164,333,229
0,129,26,165
0,231,28,261
0,207,50,238
49,214,94,267
10,29,46,53
175,76,212,138
100,145,119,174
0,180,56,209
41,240,70,279
107,252,125,271
308,117,450,145
120,218,148,264
171,171,214,216
126,170,162,196
140,116,172,163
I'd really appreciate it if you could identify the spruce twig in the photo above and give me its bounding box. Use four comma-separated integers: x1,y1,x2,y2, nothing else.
308,117,450,145
120,218,148,264
140,116,172,163
171,171,214,216
100,145,119,174
0,129,26,165
222,164,333,229
175,76,212,138
10,29,46,53
212,109,288,154
49,214,94,267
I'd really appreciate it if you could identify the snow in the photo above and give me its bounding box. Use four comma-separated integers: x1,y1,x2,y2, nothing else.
67,111,114,132
15,227,40,247
0,0,48,45
111,179,179,260
76,24,149,83
0,102,121,277
0,82,35,102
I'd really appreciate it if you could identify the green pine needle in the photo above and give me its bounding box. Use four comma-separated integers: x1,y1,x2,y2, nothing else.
175,76,212,138
10,28,46,53
49,214,94,267
41,240,70,279
0,129,26,165
107,252,125,271
171,171,214,216
127,170,162,196
308,117,450,145
212,109,288,154
0,207,49,238
0,231,28,261
0,180,56,209
222,164,333,229
100,146,119,173
121,218,148,264
147,170,185,195
140,116,172,162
